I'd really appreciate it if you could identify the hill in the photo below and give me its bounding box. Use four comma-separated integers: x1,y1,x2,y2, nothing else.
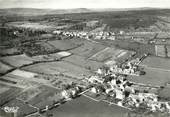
0,7,166,16
0,8,92,16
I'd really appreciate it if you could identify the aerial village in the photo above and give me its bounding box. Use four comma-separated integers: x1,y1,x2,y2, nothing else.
1,9,170,117
58,53,170,114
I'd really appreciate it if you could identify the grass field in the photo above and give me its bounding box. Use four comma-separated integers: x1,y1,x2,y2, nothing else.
158,87,170,101
7,21,55,31
3,99,37,117
127,67,170,86
18,85,61,103
63,55,104,71
69,39,106,58
28,85,60,109
0,61,13,75
17,87,42,102
10,69,37,79
44,96,129,117
31,51,71,62
89,47,121,62
102,16,156,31
97,39,155,56
47,40,79,51
89,47,133,63
43,95,167,117
0,48,20,56
0,83,10,94
0,54,34,67
22,61,93,78
155,21,170,31
156,32,170,38
0,87,23,106
1,73,38,88
141,56,170,70
38,42,56,52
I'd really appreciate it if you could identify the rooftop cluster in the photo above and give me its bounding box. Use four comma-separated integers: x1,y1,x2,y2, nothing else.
60,55,170,113
85,63,170,113
53,30,127,41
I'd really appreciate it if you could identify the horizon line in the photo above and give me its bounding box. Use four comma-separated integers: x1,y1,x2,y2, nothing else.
0,7,170,10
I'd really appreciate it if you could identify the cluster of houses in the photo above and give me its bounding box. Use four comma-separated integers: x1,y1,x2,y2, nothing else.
52,29,152,44
52,30,125,41
59,54,168,113
97,59,142,76
87,71,170,112
58,61,170,113
85,65,170,113
61,86,81,100
38,54,150,114
128,93,170,112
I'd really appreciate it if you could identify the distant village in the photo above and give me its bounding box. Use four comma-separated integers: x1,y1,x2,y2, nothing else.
53,29,137,41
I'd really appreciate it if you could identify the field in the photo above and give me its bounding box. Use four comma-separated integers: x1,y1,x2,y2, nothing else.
1,72,39,88
86,20,99,27
128,56,170,86
34,73,88,89
114,51,136,63
44,95,168,117
0,54,34,67
156,32,170,38
20,41,61,56
90,24,106,33
154,39,170,45
89,47,121,62
0,48,21,56
44,96,129,117
22,61,93,79
129,32,156,38
0,83,10,94
0,86,23,106
0,61,13,75
155,20,170,31
37,42,56,52
127,67,170,86
155,45,166,57
63,55,104,71
89,47,134,63
47,40,80,51
141,56,170,70
17,86,42,102
9,69,37,79
103,15,156,32
158,87,170,101
3,69,53,87
7,21,55,31
3,99,37,117
32,51,72,61
28,85,60,109
69,39,106,58
0,109,15,117
97,39,155,56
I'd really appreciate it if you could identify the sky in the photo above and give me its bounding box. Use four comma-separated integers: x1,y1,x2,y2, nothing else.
0,0,170,9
